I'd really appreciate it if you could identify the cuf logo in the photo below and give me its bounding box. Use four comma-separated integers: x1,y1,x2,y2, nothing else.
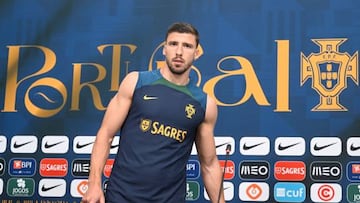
300,38,358,111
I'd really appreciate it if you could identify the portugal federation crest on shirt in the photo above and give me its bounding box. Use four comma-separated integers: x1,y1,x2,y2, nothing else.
140,119,152,132
185,104,196,119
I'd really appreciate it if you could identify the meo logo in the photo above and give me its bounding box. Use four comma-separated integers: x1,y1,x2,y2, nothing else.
239,161,269,180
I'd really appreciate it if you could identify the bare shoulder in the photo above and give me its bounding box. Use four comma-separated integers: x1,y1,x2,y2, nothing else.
116,71,139,99
122,71,139,85
204,95,218,124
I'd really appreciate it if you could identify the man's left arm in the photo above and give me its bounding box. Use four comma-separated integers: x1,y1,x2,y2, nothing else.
195,95,225,203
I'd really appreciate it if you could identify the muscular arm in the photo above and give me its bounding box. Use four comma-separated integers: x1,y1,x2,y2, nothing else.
82,71,138,203
195,96,225,203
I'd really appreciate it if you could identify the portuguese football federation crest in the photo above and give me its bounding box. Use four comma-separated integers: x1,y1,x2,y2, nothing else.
301,38,358,111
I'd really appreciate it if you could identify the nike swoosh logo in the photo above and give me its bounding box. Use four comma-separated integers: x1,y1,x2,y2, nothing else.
243,142,265,150
350,144,360,151
143,95,158,100
216,142,230,148
44,141,65,149
313,142,337,151
13,140,34,148
278,142,300,151
224,186,231,191
76,142,94,149
41,184,62,192
110,144,119,149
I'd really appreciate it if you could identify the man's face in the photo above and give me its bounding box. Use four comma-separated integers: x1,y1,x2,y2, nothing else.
163,32,199,75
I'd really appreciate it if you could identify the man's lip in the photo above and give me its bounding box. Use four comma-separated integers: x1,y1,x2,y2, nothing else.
173,58,184,63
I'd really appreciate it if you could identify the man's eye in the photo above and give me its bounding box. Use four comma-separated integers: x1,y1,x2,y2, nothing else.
169,42,177,46
184,44,193,48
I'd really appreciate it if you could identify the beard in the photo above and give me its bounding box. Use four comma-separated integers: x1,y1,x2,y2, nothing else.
165,57,192,75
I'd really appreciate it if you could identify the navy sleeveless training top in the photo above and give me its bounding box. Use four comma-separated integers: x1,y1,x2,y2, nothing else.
105,69,207,202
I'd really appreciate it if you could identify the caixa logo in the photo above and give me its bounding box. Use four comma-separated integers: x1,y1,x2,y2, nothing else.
9,158,36,176
274,182,306,202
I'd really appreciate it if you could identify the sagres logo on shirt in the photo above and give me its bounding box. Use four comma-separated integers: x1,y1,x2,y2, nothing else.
140,118,187,143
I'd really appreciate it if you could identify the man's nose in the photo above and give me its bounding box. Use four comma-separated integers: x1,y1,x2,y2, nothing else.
176,45,183,55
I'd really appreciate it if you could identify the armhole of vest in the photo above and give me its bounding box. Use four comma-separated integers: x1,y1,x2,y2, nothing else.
135,71,144,89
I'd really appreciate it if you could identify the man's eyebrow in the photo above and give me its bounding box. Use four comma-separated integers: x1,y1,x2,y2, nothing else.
167,40,195,48
167,40,178,44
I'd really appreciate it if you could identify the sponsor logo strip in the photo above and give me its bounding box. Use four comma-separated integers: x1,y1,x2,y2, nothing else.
240,137,270,156
274,182,306,202
7,178,35,197
239,161,269,180
38,178,66,197
186,160,200,179
310,161,342,181
275,137,305,156
239,182,269,201
310,137,341,156
39,158,68,177
274,161,306,181
9,158,36,176
310,183,342,202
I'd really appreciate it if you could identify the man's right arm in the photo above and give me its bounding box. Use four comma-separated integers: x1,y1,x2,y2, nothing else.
82,71,138,203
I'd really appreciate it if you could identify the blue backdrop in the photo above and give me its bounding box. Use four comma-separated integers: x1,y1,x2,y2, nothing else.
1,0,360,202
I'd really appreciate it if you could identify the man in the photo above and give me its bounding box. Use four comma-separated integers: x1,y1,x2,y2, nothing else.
82,22,225,203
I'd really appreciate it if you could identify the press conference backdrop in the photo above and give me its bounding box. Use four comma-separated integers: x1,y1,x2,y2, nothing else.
1,0,360,202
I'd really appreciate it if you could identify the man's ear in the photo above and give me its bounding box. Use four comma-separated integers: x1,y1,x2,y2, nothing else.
194,48,200,60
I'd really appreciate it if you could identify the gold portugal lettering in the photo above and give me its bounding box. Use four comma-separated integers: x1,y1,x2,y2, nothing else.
1,44,136,117
203,56,270,107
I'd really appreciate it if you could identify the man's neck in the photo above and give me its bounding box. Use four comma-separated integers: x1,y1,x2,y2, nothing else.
160,68,190,86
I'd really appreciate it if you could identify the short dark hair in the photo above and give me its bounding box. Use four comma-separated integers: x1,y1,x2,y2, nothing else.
165,22,199,47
